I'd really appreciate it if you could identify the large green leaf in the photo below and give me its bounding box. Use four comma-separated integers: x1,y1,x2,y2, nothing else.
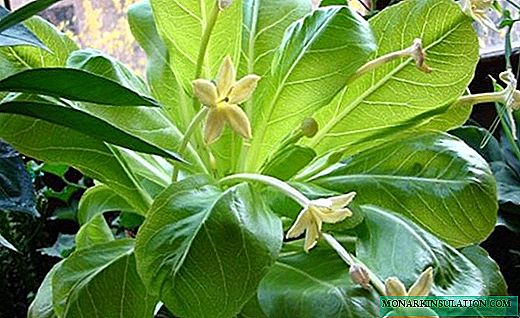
135,177,283,318
211,0,312,175
0,139,37,215
27,261,62,318
78,184,134,224
246,6,376,171
0,101,184,161
490,161,520,206
355,206,493,296
309,133,497,247
128,0,188,128
304,0,479,158
0,68,159,106
150,0,243,91
0,6,46,49
257,243,380,318
52,239,157,318
0,18,153,213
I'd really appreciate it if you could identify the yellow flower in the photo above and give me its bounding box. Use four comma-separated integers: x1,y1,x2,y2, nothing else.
385,267,434,297
286,192,356,252
384,267,437,318
460,0,497,31
192,56,260,144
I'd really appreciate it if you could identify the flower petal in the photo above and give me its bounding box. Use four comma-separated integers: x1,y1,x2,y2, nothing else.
408,267,433,296
303,221,319,252
330,192,356,209
286,208,311,239
228,74,261,104
193,79,218,107
223,103,252,139
204,108,225,144
217,56,236,97
385,277,407,296
313,207,351,224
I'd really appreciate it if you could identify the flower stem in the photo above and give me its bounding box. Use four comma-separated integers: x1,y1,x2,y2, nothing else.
322,233,386,296
349,49,410,83
172,107,209,182
219,173,310,207
457,91,506,105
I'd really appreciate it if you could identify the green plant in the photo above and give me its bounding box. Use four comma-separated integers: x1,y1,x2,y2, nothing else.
0,0,514,317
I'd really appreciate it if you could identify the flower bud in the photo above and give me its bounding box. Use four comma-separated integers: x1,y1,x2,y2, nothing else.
301,118,318,138
218,0,232,10
349,264,370,289
408,39,431,73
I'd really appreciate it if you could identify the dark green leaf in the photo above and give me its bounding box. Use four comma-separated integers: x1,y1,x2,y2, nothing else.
459,245,508,295
0,6,46,49
257,243,380,318
491,161,520,206
0,139,38,215
451,125,504,163
0,68,159,106
262,145,316,181
52,239,157,318
356,206,489,295
135,178,283,318
0,101,184,162
310,133,497,247
0,0,62,33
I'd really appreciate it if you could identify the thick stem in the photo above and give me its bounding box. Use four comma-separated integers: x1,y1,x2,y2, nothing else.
219,173,310,207
172,107,209,181
322,233,386,295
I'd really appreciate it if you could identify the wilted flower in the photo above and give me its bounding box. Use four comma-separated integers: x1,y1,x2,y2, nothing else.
460,0,497,31
407,39,431,73
286,192,356,252
384,267,434,297
192,56,260,144
350,263,371,289
218,0,232,10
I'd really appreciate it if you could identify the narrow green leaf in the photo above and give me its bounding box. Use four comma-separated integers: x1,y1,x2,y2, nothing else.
0,68,159,106
305,0,479,158
52,239,157,318
0,101,184,162
356,206,491,295
310,133,497,247
257,243,380,318
0,139,38,216
135,178,283,318
0,0,62,33
0,6,46,49
246,6,376,171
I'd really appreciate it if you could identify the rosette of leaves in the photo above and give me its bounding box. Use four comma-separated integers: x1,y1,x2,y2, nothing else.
0,0,506,317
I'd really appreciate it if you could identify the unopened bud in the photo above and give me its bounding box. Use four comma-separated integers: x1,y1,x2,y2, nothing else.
209,151,218,171
301,118,318,138
349,264,370,289
218,0,232,10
